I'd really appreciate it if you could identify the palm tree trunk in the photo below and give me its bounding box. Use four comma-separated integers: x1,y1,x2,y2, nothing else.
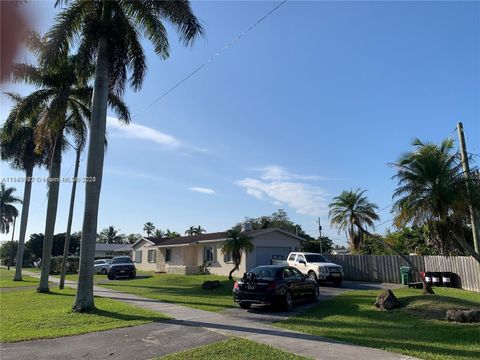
73,36,109,312
59,147,81,289
452,232,480,264
13,165,33,281
354,222,434,294
38,139,62,293
7,216,16,270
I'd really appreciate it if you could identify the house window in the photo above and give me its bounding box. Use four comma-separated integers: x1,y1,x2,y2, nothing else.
223,252,232,263
135,250,142,263
204,246,214,262
165,248,172,262
148,249,156,263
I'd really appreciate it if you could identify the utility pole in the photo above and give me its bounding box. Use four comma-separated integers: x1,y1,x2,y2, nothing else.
457,122,480,253
317,217,323,254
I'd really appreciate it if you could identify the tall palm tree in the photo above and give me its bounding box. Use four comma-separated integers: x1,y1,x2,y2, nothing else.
185,226,197,236
0,96,46,280
165,229,180,238
143,222,155,237
153,228,165,238
45,0,203,312
392,138,480,258
329,189,433,294
98,226,125,244
329,189,379,251
0,184,22,270
221,229,253,280
10,33,130,293
194,225,206,234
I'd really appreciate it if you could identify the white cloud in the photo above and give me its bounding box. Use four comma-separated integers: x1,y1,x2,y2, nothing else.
236,166,330,217
189,187,216,195
106,116,181,149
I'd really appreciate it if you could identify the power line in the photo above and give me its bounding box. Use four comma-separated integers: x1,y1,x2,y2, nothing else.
109,0,288,135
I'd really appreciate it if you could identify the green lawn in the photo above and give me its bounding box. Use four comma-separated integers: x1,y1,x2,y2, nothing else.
101,273,236,312
0,268,38,288
0,287,170,342
158,337,310,360
276,287,480,360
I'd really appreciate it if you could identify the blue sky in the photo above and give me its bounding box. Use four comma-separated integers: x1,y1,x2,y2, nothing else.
1,1,479,245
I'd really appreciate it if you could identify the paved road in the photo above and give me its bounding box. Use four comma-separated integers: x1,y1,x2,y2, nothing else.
2,271,416,360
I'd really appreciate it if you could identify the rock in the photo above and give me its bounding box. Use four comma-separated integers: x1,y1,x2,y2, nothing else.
374,290,401,310
202,280,220,290
446,309,480,323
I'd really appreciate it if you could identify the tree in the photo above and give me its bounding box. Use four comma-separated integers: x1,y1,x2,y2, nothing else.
0,100,45,280
44,0,203,312
0,183,21,235
185,226,197,236
329,189,379,251
221,229,254,280
9,33,129,293
97,226,126,244
126,233,142,244
165,229,180,238
194,225,206,234
26,232,80,260
153,228,165,238
143,222,155,237
392,138,480,258
301,236,333,253
329,189,433,294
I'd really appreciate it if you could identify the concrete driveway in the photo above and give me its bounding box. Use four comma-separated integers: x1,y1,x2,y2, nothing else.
221,281,405,323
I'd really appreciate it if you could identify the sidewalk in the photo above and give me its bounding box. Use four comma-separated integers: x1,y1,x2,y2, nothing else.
8,269,417,360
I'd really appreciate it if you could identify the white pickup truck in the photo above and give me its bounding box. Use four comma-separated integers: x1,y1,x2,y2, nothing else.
287,252,343,286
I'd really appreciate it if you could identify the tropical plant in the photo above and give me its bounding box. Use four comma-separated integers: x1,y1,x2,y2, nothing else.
329,189,380,251
0,183,21,234
9,32,129,293
43,0,203,312
126,233,142,244
97,226,126,244
392,138,480,258
194,225,206,234
153,228,165,238
165,229,180,238
221,229,254,280
0,96,46,280
143,222,155,237
185,226,197,236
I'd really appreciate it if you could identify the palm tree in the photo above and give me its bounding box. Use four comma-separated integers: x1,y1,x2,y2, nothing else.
329,189,379,251
44,0,203,312
221,229,253,280
143,222,155,237
392,138,480,258
329,189,433,294
0,184,22,270
0,96,46,280
98,226,125,244
9,33,130,293
185,226,197,236
153,228,165,238
194,225,206,234
165,229,180,238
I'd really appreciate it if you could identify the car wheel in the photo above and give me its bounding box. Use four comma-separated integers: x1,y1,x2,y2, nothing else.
239,302,251,309
129,272,136,279
308,271,317,282
101,268,107,275
107,273,115,280
284,292,293,311
333,279,342,287
312,285,320,301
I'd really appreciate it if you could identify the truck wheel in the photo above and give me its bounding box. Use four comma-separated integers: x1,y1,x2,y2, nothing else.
107,273,115,280
308,271,317,282
239,302,251,309
284,292,293,311
101,268,107,275
312,285,320,301
129,272,136,279
333,279,342,287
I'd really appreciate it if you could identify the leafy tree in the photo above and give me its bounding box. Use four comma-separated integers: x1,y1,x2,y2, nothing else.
165,229,180,238
153,228,165,238
25,232,81,260
185,226,197,236
194,225,206,234
221,229,254,280
143,222,155,237
1,96,46,280
126,233,143,244
0,241,33,266
97,226,126,244
0,183,21,234
392,138,480,260
44,0,203,312
301,236,333,253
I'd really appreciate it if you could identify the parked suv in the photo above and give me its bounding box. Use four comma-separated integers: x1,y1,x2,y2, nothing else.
107,256,136,280
287,252,343,286
94,259,111,275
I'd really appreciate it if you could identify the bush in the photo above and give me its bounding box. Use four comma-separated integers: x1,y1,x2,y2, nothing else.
49,256,79,274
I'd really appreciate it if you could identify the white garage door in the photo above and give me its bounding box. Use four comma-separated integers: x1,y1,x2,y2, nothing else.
255,246,292,266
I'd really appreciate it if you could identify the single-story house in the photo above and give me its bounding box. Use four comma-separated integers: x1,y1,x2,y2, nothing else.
131,227,304,277
95,243,132,259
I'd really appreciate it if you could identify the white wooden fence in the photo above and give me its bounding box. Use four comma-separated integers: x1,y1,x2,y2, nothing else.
327,255,480,292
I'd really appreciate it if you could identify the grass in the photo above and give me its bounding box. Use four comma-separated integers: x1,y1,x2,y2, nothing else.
0,287,170,342
158,337,311,360
0,268,38,288
276,287,480,360
101,273,236,312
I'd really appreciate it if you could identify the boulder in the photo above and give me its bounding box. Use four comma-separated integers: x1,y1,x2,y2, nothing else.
446,309,480,323
202,280,220,290
374,290,401,310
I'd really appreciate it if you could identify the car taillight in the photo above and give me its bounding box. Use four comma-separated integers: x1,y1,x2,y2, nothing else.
267,283,276,290
233,281,239,290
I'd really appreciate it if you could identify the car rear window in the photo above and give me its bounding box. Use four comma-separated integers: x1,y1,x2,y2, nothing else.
111,257,133,264
250,267,282,279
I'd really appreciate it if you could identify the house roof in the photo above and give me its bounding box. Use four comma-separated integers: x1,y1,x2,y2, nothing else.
147,228,305,248
95,243,132,252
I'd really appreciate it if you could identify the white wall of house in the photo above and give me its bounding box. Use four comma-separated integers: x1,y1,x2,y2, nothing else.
132,241,158,271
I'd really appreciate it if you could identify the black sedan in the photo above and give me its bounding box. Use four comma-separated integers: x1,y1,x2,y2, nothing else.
233,265,320,311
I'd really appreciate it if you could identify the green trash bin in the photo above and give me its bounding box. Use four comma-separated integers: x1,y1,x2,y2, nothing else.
400,266,412,285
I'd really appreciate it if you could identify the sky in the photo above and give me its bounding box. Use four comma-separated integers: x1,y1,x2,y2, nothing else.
1,1,479,246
